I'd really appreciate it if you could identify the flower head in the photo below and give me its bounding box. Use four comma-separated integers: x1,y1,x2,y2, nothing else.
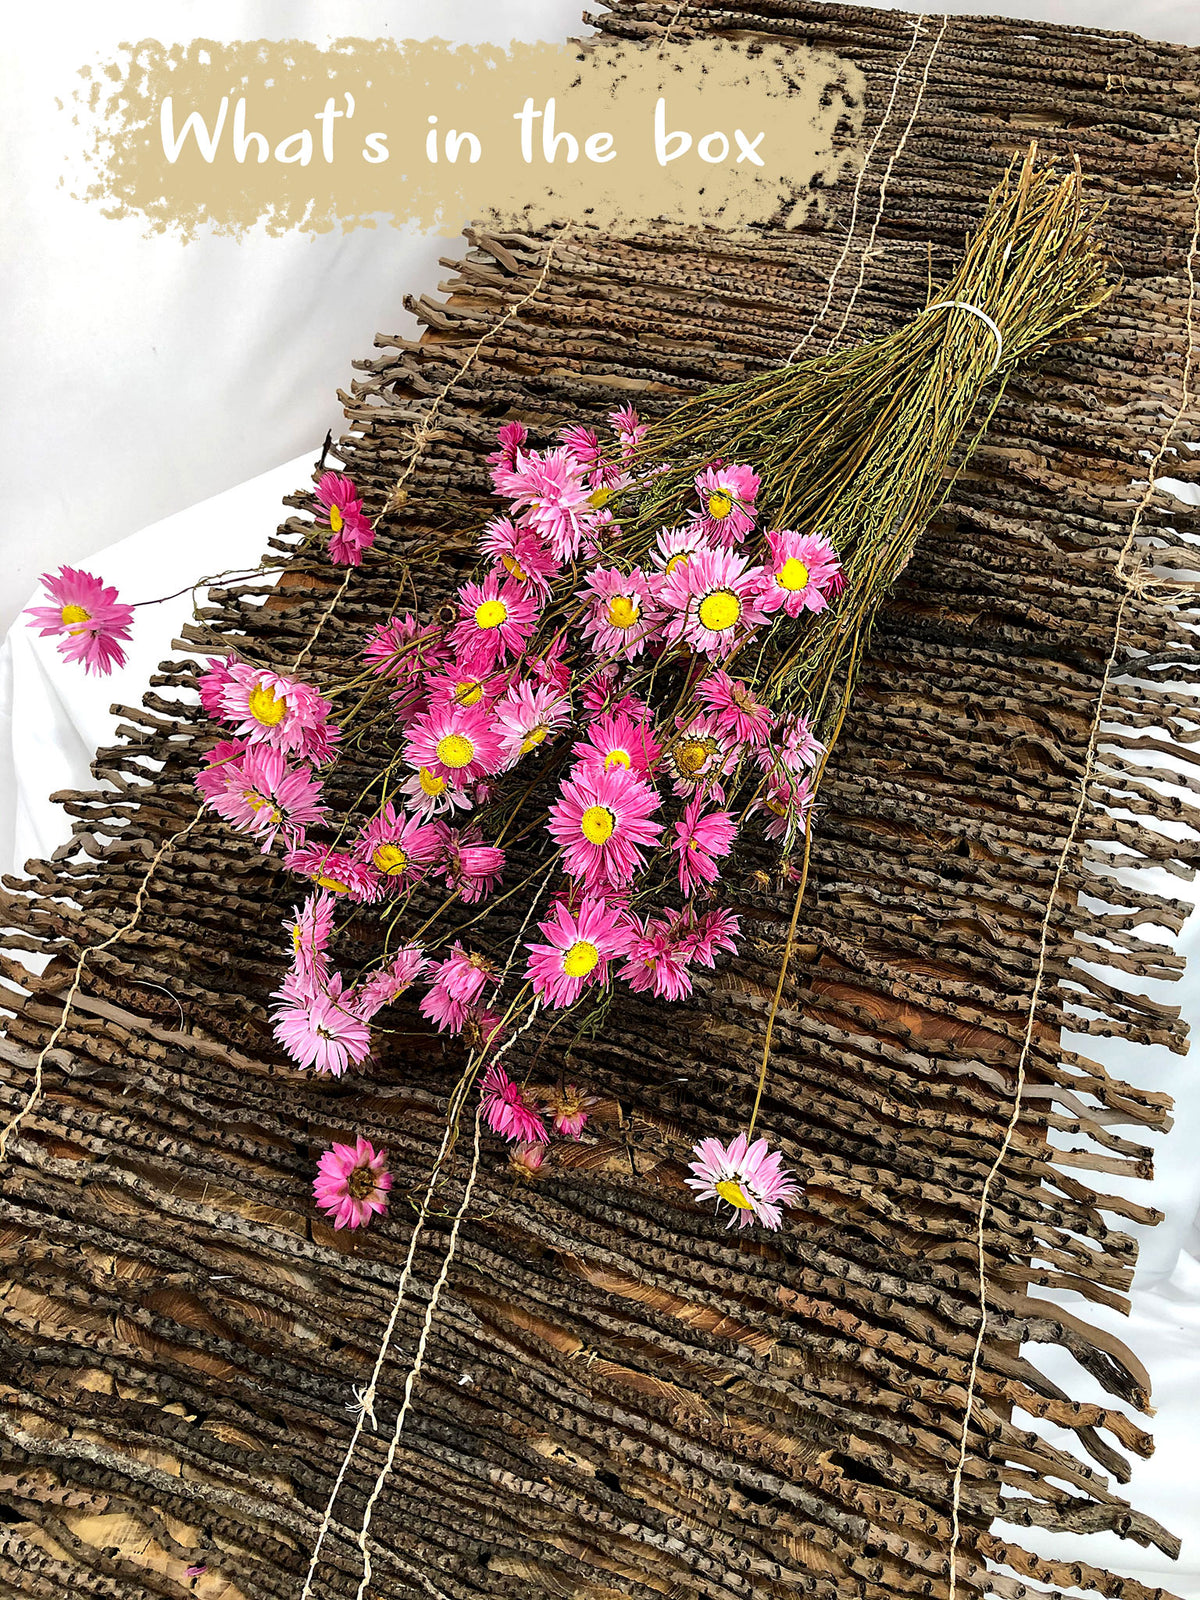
353,803,440,888
27,566,135,676
493,679,571,765
691,463,760,547
313,1135,392,1229
196,740,327,850
479,516,560,595
545,1083,598,1140
576,566,662,660
482,1063,548,1144
430,825,505,903
198,657,237,718
678,907,741,967
492,446,596,563
686,1132,800,1229
574,710,660,781
509,1140,547,1179
285,890,336,991
673,796,737,895
283,842,381,902
757,530,842,618
649,526,718,592
451,572,538,673
525,894,633,1009
219,663,339,762
659,547,768,660
273,974,372,1075
315,472,374,565
618,915,695,1002
404,701,504,789
355,946,428,1020
609,405,647,457
695,670,775,746
486,420,528,473
663,712,738,801
547,764,662,891
760,713,824,778
398,763,477,820
760,773,814,844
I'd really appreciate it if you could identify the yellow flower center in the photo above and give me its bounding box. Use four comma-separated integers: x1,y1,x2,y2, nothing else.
436,733,475,769
292,925,302,951
373,843,409,876
248,683,288,727
562,939,600,977
588,486,613,510
580,804,616,846
767,796,789,817
604,747,632,770
474,599,508,630
520,723,550,753
714,1179,755,1210
676,736,715,777
707,490,733,521
347,1163,377,1200
60,604,91,631
501,552,528,582
777,558,810,592
316,874,351,894
241,789,279,824
697,590,741,633
605,595,638,629
664,551,691,575
418,766,446,797
329,504,344,534
453,679,483,707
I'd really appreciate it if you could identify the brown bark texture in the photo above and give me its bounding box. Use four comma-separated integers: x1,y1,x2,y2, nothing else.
1,2,1199,1597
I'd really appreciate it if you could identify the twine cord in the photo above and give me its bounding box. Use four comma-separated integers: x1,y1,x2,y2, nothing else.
944,122,1200,1600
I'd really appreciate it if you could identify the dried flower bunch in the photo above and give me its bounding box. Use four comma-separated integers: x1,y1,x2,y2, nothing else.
30,152,1109,1233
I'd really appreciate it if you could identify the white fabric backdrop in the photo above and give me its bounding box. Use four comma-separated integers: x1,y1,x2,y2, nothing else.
3,0,1199,1592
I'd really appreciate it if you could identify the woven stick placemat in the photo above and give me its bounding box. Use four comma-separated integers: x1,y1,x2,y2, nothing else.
1,3,1199,1597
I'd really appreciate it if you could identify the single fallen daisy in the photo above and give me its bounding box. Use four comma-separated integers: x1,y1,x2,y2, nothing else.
27,565,135,676
686,1132,801,1230
312,1135,392,1229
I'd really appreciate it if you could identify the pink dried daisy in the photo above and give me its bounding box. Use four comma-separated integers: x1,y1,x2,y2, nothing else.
196,740,328,851
273,973,371,1075
574,710,661,781
353,803,440,887
691,463,760,547
695,670,775,746
576,566,662,660
398,763,477,820
493,679,570,764
424,664,507,718
544,1083,598,1140
757,530,842,618
450,573,538,674
673,796,737,895
313,1135,392,1230
663,712,738,801
609,405,647,457
315,472,375,565
761,712,825,776
363,614,446,680
284,841,381,902
547,764,663,891
355,945,428,1020
527,635,572,698
479,516,560,596
509,1140,547,1179
560,423,603,472
686,1132,800,1230
482,1062,548,1144
677,907,741,967
431,825,505,903
219,663,339,763
525,893,633,1009
198,657,237,718
285,890,336,990
427,945,495,1007
618,915,694,1002
492,447,595,563
486,420,528,473
27,566,135,676
659,547,768,660
404,700,504,790
649,526,719,592
760,774,814,844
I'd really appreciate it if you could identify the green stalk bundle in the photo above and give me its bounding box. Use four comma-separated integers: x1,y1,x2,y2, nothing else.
622,146,1113,742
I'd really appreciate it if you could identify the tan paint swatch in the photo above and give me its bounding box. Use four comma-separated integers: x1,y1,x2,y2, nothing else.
74,36,864,239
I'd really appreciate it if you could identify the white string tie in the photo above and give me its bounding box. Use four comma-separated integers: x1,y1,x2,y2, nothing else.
918,298,1004,371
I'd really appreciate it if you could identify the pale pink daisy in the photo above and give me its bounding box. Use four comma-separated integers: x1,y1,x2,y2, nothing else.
355,946,428,1020
285,891,336,990
404,701,504,789
493,679,571,764
398,763,477,820
678,907,741,967
761,774,814,843
544,1083,598,1139
673,796,737,894
313,1135,392,1229
757,530,842,618
219,663,339,762
686,1132,800,1230
492,447,594,562
479,516,560,595
525,894,633,1009
663,712,738,800
430,825,505,903
649,526,718,590
761,712,825,776
273,973,371,1075
576,566,662,660
618,916,694,1002
659,547,768,660
424,663,506,716
574,710,661,780
451,573,538,673
609,404,647,456
482,1063,549,1144
427,945,495,1007
486,420,528,473
695,670,775,746
284,841,381,902
548,765,663,890
198,657,237,718
363,614,446,679
196,740,327,851
691,462,760,547
28,566,135,676
508,1140,547,1178
353,803,440,887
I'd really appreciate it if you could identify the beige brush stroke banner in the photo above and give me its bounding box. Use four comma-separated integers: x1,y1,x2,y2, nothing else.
74,36,865,239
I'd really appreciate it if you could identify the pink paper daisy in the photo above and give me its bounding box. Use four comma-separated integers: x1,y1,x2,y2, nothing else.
525,893,633,1009
686,1132,800,1230
315,472,375,565
527,635,572,698
508,1140,547,1178
363,614,446,681
609,405,647,457
649,526,719,592
673,796,737,895
574,710,661,781
273,973,371,1075
398,763,477,820
284,842,381,902
659,547,768,660
313,1135,392,1229
486,420,528,473
404,700,504,789
576,566,662,660
677,907,741,967
760,712,825,776
355,946,428,1020
450,573,538,674
492,447,595,563
219,663,339,763
760,774,814,844
691,462,760,547
757,530,842,618
560,423,604,473
493,679,570,765
618,915,695,1002
27,566,135,676
547,764,663,891
663,712,738,801
544,1083,598,1139
428,945,495,1006
198,657,237,718
431,825,505,903
353,803,440,887
481,1063,548,1144
479,516,560,596
196,740,327,851
285,891,336,990
694,670,775,746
